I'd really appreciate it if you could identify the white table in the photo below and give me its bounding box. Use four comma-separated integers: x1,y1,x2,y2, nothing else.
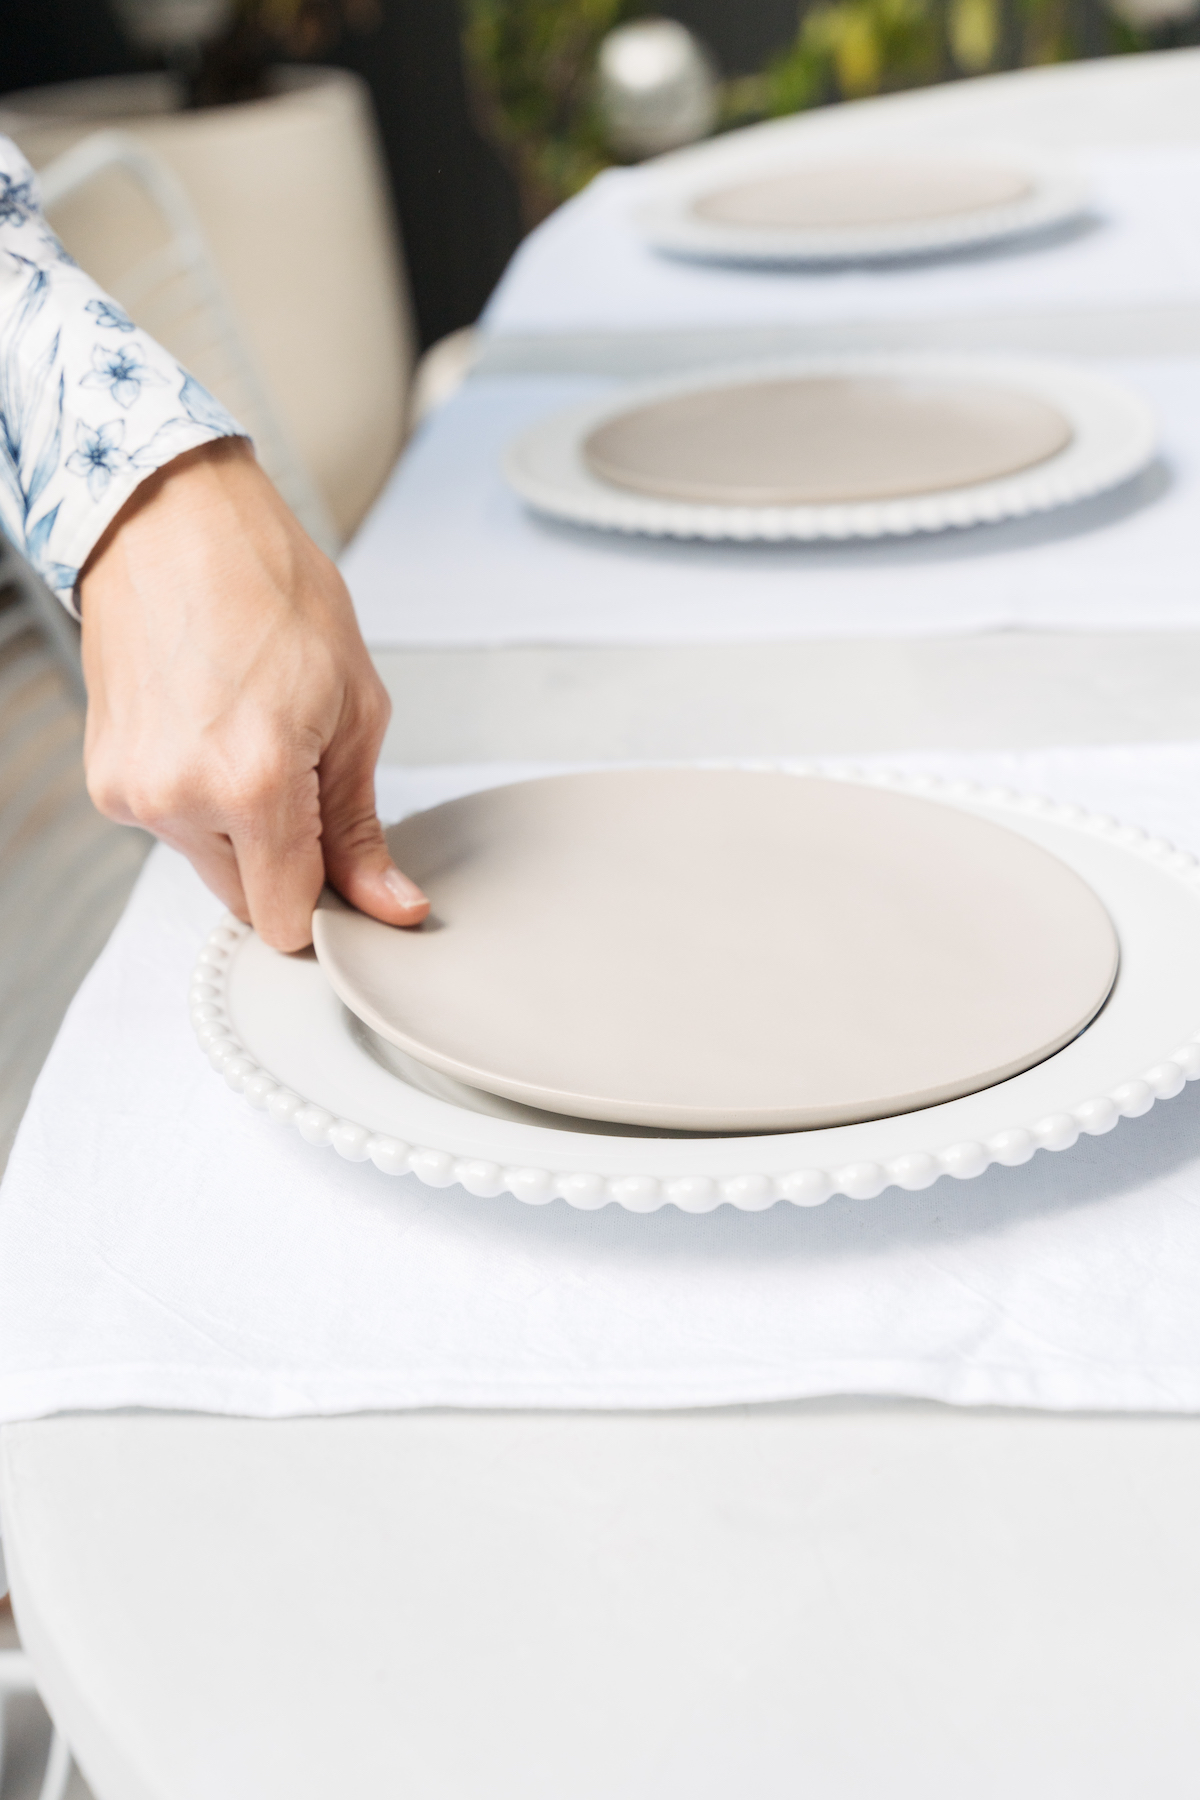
9,49,1200,1800
6,1407,1200,1799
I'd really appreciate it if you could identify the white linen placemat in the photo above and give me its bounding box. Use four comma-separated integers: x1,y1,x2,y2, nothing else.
6,744,1200,1422
484,148,1200,336
342,359,1200,648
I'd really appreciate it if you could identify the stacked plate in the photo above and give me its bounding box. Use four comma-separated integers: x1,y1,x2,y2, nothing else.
631,148,1091,266
193,766,1200,1212
503,354,1157,544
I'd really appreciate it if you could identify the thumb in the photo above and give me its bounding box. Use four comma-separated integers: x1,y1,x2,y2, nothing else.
320,755,429,929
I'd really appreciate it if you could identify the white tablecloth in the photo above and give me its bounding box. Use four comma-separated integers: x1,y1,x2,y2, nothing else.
343,359,1200,648
483,147,1200,336
6,744,1200,1422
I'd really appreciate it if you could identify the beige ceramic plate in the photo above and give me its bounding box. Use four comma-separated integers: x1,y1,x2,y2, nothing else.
632,150,1090,268
692,159,1033,231
581,374,1073,507
311,770,1119,1133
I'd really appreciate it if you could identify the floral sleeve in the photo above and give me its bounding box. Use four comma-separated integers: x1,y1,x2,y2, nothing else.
0,136,246,617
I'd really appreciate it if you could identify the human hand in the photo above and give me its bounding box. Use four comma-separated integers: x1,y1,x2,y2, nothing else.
80,437,429,951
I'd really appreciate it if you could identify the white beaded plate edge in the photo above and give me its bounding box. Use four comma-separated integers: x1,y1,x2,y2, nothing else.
630,154,1090,266
502,353,1157,544
191,766,1200,1215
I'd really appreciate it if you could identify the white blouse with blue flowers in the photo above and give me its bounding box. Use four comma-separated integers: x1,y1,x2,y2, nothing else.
0,136,244,616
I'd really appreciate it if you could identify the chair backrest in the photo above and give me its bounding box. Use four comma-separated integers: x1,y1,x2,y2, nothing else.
37,128,340,555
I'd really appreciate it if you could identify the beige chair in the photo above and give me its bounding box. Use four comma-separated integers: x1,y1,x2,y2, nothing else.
1,68,417,543
37,128,339,553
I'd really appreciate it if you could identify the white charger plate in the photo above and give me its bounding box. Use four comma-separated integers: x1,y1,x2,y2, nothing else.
503,355,1156,544
191,767,1200,1215
632,149,1090,266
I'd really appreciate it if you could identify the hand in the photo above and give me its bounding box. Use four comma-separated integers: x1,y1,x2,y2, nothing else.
80,437,429,951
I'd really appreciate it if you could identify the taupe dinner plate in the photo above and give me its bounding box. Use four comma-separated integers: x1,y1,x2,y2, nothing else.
311,770,1119,1133
692,159,1033,232
581,374,1073,507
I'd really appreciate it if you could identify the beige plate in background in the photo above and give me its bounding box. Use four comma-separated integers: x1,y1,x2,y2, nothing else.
311,770,1118,1133
582,374,1073,507
504,354,1154,543
632,148,1090,267
693,160,1034,232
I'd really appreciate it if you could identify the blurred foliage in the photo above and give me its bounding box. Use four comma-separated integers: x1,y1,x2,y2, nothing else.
748,0,942,115
461,0,640,224
720,0,1083,119
460,0,1169,225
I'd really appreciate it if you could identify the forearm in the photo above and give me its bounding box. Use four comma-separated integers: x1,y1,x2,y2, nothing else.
0,136,244,613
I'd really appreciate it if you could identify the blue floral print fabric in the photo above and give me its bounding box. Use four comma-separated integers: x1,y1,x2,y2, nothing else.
0,137,245,615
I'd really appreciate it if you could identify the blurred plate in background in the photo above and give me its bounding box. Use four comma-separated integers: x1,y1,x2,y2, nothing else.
503,353,1156,542
634,149,1091,265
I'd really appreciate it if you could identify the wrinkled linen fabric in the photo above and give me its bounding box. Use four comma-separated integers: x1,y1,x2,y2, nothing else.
0,136,243,612
5,744,1200,1421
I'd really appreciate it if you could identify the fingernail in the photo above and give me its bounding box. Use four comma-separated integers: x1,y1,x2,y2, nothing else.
383,866,428,911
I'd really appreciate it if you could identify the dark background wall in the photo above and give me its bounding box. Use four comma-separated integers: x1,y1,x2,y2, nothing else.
668,0,799,72
1,1,799,348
